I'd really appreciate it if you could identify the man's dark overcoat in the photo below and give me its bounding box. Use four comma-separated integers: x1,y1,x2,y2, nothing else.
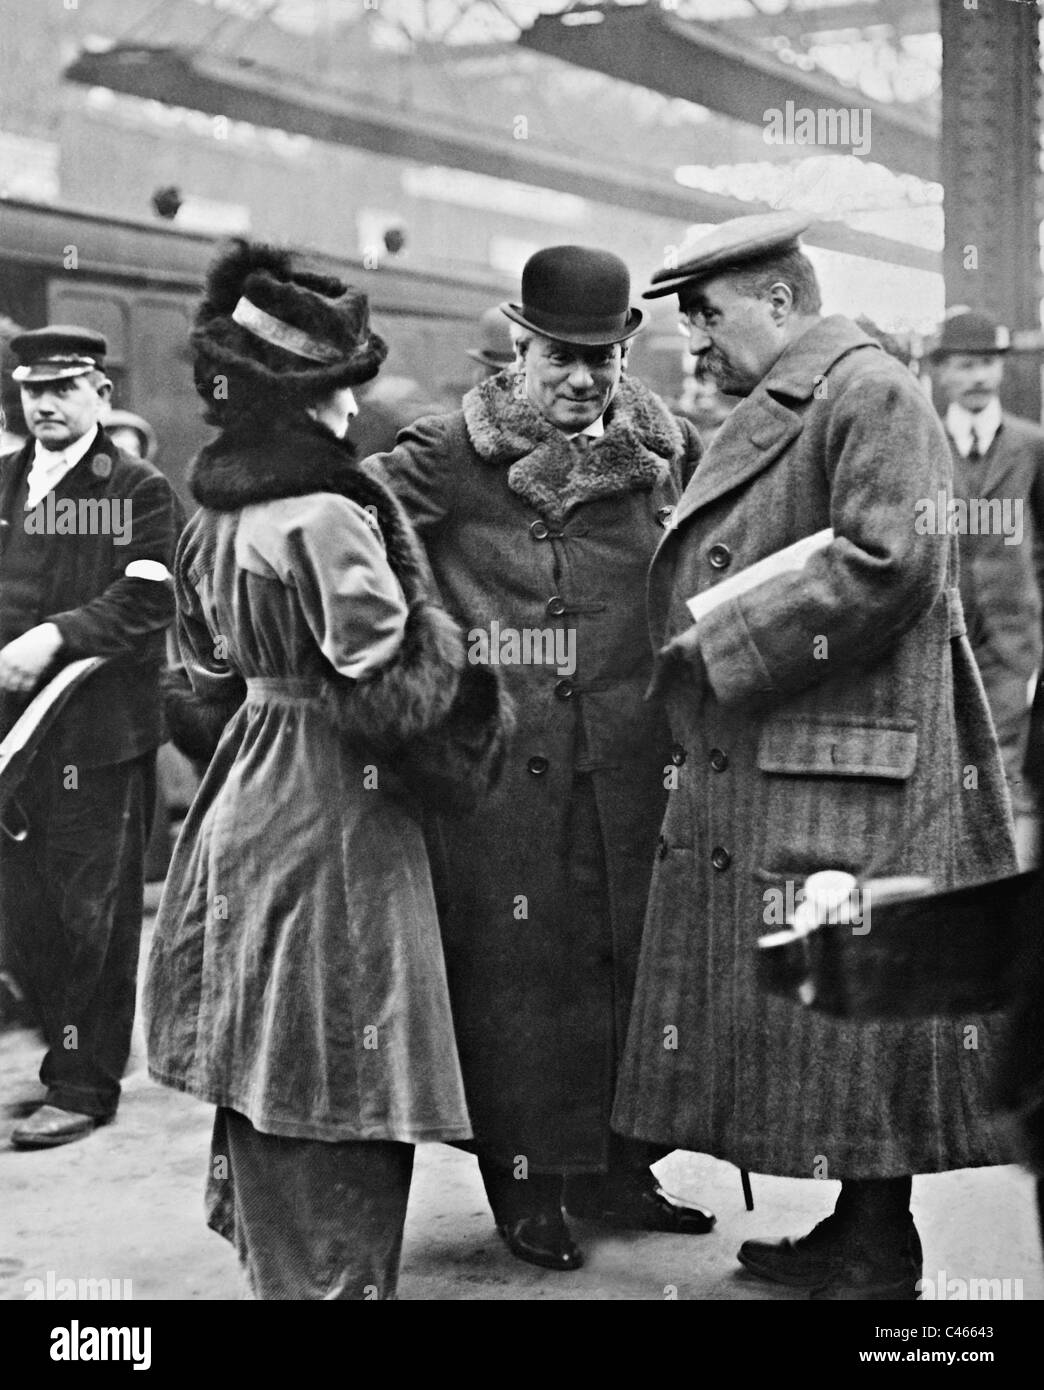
946,411,1044,807
374,372,700,1170
613,316,1019,1179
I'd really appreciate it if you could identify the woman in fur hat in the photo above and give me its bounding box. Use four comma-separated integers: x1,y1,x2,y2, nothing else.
144,240,510,1300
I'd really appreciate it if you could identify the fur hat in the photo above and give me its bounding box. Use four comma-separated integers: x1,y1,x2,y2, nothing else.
191,240,387,410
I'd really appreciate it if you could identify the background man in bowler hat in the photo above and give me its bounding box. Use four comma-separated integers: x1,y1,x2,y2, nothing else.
371,244,714,1271
0,325,179,1148
466,305,517,383
929,308,1044,867
612,213,1018,1299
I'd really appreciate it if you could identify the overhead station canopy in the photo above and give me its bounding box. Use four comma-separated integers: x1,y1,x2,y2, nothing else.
518,2,938,182
62,0,942,275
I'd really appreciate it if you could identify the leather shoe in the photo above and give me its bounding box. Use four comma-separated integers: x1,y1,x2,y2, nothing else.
809,1226,923,1301
11,1105,98,1150
739,1216,922,1294
496,1212,584,1272
565,1177,715,1234
738,1214,849,1288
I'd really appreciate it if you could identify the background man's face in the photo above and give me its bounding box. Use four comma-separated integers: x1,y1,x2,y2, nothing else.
934,353,1004,413
20,376,108,451
523,335,623,432
679,275,786,397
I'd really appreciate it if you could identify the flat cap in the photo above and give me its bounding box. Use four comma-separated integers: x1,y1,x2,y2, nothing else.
10,325,108,383
644,211,812,299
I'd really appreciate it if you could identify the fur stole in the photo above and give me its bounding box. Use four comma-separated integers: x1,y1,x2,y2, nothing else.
167,416,514,813
462,373,685,523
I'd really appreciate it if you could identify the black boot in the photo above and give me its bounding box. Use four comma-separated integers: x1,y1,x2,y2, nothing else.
478,1155,582,1273
738,1176,920,1296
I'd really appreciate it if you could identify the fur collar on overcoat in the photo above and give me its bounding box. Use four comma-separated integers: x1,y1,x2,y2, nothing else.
463,373,686,523
166,416,513,813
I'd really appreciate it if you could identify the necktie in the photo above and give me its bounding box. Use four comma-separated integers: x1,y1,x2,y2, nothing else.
570,433,592,460
966,425,982,464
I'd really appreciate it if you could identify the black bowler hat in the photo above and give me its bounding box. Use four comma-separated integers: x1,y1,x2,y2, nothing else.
501,246,643,346
929,309,1010,359
9,325,108,383
467,307,516,368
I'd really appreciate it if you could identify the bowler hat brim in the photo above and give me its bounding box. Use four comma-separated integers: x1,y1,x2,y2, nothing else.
500,302,643,347
466,348,515,368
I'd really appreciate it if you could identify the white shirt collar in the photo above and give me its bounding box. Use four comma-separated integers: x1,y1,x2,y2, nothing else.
945,398,1001,457
565,416,605,441
25,428,97,509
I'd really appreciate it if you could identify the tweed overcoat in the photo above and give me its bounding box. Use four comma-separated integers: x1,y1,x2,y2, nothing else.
145,420,479,1145
613,316,1019,1179
374,372,701,1169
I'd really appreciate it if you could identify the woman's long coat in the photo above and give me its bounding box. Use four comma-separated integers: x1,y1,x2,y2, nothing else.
145,421,484,1145
613,316,1019,1180
375,373,701,1170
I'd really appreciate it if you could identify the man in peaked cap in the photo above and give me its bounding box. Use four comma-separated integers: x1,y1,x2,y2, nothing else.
371,244,714,1272
611,213,1019,1299
928,308,1044,867
0,324,180,1148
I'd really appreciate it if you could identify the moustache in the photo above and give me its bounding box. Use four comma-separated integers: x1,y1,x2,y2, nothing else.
694,349,725,383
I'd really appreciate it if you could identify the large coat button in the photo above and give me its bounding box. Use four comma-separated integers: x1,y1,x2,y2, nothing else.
711,846,731,871
546,595,566,617
91,453,113,479
529,519,550,540
708,543,732,570
670,743,686,766
527,755,550,776
554,678,575,700
709,747,729,772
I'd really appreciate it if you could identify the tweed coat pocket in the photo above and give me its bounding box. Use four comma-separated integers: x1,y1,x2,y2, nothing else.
755,715,918,876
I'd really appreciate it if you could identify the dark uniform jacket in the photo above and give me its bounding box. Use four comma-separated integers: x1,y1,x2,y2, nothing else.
0,426,179,765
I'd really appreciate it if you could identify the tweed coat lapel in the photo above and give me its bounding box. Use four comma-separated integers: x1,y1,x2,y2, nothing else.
669,315,877,533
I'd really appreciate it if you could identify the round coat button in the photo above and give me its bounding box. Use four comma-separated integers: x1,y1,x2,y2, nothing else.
91,453,112,479
709,747,729,772
657,835,668,860
527,755,550,776
546,595,566,617
711,846,731,871
708,543,732,570
554,678,575,700
670,743,686,766
529,519,550,540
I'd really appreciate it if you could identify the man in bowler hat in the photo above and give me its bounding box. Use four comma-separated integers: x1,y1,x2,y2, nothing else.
371,245,714,1270
466,306,517,383
612,213,1018,1298
928,308,1044,867
0,326,179,1148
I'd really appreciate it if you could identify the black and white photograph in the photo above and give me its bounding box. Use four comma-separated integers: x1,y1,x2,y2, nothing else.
1,0,1043,1361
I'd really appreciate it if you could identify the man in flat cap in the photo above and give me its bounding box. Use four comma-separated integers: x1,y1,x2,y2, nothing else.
612,213,1018,1298
370,244,714,1271
0,325,180,1148
929,309,1044,867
